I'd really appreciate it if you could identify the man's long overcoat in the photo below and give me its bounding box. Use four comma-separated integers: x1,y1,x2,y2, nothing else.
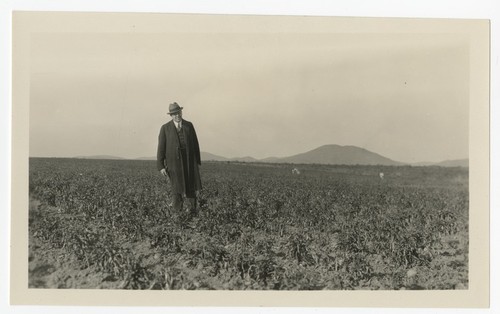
157,119,202,194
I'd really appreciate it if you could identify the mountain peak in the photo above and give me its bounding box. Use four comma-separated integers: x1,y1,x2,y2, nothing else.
75,145,465,167
280,144,402,165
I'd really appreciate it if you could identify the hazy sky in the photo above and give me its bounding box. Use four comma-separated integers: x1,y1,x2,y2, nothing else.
30,29,469,163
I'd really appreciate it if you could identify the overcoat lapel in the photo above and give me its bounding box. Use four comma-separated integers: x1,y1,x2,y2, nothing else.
166,121,180,148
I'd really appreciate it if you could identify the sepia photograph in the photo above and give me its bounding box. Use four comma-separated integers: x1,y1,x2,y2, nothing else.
8,6,491,310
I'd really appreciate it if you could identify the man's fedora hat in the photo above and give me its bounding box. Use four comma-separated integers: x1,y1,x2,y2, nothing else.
168,102,183,115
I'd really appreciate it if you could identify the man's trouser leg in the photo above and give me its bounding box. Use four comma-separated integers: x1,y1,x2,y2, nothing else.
172,193,183,212
186,190,197,216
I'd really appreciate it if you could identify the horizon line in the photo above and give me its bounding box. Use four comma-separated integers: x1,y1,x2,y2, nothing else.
29,143,469,165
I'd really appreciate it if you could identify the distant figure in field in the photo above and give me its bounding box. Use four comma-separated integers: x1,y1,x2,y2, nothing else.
157,102,202,216
379,172,385,180
292,168,301,175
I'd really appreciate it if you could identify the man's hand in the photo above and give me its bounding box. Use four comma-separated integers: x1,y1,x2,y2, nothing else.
160,168,168,176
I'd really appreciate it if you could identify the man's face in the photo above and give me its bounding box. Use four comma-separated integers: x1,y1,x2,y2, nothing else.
170,111,182,123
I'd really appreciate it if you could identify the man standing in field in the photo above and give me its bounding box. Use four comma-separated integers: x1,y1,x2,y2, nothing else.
157,102,202,216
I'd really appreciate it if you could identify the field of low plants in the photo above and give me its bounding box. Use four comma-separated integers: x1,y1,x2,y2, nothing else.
28,158,468,290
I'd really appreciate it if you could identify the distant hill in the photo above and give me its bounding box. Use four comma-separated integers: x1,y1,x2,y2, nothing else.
261,157,281,162
411,159,469,167
231,156,260,162
136,156,155,160
411,161,435,166
132,152,228,161
201,152,228,161
270,145,403,166
73,146,467,167
75,155,125,160
435,159,469,168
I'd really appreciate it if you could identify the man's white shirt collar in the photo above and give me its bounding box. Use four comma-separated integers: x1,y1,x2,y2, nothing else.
173,120,182,129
